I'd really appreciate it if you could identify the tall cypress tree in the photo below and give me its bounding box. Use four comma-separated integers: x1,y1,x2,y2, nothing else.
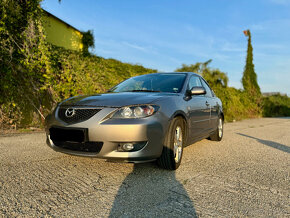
242,30,261,97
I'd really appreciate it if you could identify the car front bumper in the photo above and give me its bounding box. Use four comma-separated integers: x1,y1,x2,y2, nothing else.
45,107,166,163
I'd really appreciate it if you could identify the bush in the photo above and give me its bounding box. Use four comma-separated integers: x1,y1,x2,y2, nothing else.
262,94,290,117
47,46,157,104
214,87,261,121
0,0,51,129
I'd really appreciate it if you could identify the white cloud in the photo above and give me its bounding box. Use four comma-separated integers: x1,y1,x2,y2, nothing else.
250,24,265,31
122,42,147,51
221,42,244,52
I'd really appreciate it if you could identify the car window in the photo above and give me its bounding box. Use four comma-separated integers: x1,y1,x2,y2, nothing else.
201,79,213,97
110,73,187,93
188,76,202,90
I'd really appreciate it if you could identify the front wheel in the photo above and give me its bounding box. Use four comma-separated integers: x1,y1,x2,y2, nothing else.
157,117,185,170
209,117,223,141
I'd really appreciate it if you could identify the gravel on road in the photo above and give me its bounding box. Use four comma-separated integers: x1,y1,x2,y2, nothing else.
0,118,289,217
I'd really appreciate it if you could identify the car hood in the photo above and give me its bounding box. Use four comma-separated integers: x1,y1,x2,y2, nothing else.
60,92,177,107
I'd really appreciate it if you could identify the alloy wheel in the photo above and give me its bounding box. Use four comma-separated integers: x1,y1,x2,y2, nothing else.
218,118,223,138
174,126,183,163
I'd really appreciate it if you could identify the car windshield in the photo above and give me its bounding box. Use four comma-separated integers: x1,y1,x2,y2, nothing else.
109,73,187,93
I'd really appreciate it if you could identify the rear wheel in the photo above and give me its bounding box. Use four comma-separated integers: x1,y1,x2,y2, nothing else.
209,117,223,141
157,117,185,170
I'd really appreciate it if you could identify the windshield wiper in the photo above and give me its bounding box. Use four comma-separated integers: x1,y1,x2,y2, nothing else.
129,90,161,92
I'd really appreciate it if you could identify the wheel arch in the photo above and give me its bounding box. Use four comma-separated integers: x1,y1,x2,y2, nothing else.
220,111,225,121
170,111,189,146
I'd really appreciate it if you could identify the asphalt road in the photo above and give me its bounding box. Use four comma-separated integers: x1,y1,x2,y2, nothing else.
0,118,289,217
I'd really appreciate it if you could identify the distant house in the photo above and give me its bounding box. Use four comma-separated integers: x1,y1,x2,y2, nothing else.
263,92,286,97
42,10,83,51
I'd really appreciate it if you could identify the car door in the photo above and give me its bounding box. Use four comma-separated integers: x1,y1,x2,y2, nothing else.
187,75,210,138
200,78,217,131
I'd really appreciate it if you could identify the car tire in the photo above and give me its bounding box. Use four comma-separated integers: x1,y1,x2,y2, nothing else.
157,117,185,170
209,117,223,141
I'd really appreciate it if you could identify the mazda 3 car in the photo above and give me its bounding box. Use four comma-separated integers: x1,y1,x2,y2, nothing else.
45,72,224,170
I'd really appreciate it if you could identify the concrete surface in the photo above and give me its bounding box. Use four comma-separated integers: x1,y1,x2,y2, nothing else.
0,118,289,217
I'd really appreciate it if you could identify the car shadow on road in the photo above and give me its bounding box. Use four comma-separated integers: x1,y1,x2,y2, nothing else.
237,133,290,154
109,162,197,218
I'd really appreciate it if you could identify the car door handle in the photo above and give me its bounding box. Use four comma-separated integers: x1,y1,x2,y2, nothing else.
205,101,210,107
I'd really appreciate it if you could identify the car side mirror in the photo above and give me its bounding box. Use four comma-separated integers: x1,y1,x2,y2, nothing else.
190,87,206,95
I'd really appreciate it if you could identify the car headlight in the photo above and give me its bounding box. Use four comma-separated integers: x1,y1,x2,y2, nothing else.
111,105,159,119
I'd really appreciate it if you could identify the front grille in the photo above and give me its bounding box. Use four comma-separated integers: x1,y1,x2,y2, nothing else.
58,107,101,124
49,127,103,153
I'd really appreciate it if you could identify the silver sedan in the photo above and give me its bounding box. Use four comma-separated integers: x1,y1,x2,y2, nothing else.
45,72,224,170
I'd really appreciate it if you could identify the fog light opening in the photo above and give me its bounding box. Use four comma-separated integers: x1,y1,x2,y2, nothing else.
122,143,134,151
118,141,147,152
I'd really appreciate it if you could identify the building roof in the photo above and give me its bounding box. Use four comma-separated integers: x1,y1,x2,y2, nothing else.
43,9,82,33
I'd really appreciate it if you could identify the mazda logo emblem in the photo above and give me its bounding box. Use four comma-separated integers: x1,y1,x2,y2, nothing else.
65,108,76,118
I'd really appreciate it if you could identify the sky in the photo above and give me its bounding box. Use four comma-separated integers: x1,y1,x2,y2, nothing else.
42,0,290,95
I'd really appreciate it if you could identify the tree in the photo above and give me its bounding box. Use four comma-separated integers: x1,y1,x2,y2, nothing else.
81,30,95,56
175,60,228,88
242,30,261,96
